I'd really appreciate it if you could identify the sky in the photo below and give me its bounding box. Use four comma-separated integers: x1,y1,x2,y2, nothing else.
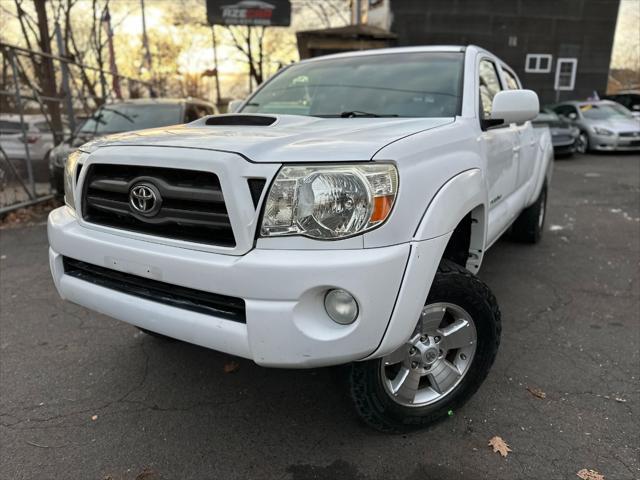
0,0,637,100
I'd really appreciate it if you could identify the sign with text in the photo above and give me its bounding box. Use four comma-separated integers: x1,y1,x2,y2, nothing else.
206,0,291,27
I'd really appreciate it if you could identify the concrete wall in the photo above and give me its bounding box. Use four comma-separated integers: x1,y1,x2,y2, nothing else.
388,0,620,105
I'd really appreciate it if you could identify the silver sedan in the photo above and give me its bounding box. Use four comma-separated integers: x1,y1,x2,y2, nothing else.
551,100,640,153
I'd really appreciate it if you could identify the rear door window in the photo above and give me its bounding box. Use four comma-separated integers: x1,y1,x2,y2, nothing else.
502,68,520,90
479,59,503,119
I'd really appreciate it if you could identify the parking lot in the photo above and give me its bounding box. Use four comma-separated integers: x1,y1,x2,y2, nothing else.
0,153,638,480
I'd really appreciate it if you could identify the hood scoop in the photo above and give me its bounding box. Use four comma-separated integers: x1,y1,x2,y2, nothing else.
205,115,277,127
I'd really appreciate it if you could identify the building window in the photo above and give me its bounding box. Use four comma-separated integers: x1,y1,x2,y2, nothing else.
525,54,552,73
555,58,578,91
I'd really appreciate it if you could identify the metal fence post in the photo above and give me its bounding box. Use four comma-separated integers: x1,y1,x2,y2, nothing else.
8,49,36,199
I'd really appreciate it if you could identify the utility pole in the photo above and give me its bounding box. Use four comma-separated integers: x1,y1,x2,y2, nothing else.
33,0,63,143
352,0,362,25
247,26,253,93
211,25,221,107
140,0,153,73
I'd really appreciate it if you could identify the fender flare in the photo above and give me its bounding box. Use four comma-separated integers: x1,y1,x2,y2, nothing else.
414,168,488,273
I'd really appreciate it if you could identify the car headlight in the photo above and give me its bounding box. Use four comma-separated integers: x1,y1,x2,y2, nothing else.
51,144,73,168
593,127,614,136
260,163,398,240
64,150,83,210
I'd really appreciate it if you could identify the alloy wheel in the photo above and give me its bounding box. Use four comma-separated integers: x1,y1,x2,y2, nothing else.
380,302,477,407
576,133,588,154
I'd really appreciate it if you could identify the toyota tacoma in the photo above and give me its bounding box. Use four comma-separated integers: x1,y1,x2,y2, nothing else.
48,46,552,432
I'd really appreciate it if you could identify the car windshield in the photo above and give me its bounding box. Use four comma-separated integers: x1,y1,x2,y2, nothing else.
80,104,182,134
241,52,464,118
580,103,634,120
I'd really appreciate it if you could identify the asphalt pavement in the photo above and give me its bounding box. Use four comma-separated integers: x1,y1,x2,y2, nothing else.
1,153,638,480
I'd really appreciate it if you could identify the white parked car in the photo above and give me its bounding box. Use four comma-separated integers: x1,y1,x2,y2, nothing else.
0,114,66,162
48,46,552,432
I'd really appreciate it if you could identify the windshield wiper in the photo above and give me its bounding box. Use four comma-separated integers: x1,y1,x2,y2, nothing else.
339,111,398,118
101,107,135,124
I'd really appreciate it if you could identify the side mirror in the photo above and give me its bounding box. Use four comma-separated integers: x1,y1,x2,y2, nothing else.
490,89,540,126
228,99,243,113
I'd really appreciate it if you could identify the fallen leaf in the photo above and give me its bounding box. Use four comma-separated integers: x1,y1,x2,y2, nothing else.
576,468,604,480
91,415,98,421
526,386,547,399
135,468,157,480
488,436,512,457
223,361,240,373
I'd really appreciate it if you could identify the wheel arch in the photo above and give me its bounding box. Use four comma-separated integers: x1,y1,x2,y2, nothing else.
414,168,488,273
365,170,488,360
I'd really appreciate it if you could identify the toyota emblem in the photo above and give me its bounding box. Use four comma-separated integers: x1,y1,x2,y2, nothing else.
129,183,161,217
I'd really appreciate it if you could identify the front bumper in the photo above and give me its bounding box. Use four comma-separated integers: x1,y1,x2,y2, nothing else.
552,139,576,155
48,206,446,367
590,133,640,151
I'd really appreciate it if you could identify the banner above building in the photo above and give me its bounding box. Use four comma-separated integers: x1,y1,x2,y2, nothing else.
206,0,291,27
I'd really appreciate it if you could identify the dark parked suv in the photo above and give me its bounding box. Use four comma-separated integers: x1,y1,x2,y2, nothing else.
49,98,217,194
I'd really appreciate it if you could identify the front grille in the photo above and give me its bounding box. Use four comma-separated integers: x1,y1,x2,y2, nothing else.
553,134,573,143
82,164,235,247
62,256,246,323
619,131,640,138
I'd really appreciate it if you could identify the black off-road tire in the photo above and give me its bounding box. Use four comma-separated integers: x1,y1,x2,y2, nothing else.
511,181,547,243
347,260,501,433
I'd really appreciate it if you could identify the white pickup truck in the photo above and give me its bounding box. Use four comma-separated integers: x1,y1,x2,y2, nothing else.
48,45,552,432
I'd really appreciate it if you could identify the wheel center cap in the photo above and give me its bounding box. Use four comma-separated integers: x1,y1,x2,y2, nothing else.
423,347,439,365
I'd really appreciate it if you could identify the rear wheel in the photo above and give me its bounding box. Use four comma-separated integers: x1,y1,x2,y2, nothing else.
347,260,501,432
511,181,547,243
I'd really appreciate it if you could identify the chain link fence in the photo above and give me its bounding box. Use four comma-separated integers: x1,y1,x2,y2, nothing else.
0,37,153,214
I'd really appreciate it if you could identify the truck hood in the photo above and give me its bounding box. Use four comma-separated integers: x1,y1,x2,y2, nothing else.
79,114,454,163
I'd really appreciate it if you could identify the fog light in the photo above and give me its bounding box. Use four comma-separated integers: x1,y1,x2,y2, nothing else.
324,289,359,325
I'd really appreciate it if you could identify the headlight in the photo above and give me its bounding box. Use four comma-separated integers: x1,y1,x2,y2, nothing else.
260,163,398,240
593,127,614,136
51,144,73,168
64,150,82,210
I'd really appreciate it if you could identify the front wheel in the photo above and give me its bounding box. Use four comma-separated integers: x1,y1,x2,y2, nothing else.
576,131,589,154
347,260,501,432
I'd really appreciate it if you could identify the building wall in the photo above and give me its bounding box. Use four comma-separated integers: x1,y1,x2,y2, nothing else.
383,0,620,105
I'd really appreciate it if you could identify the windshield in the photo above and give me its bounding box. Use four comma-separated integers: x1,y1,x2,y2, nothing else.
580,103,634,120
80,104,182,134
241,52,464,118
